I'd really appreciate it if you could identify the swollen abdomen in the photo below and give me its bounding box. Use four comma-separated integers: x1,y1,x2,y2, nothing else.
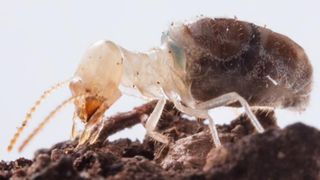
168,17,313,110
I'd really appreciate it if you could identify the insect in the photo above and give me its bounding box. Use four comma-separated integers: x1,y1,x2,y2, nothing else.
7,17,313,152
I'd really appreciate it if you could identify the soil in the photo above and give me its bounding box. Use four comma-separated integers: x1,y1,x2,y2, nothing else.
1,101,319,180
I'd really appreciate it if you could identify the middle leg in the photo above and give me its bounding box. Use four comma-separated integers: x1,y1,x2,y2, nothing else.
169,94,221,147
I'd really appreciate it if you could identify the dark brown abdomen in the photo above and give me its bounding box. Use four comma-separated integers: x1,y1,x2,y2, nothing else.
169,18,313,110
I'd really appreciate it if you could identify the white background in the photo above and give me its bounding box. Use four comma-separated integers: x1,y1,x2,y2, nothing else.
1,0,319,161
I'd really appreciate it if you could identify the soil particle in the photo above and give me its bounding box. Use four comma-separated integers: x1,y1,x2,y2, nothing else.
1,102,319,180
204,123,320,180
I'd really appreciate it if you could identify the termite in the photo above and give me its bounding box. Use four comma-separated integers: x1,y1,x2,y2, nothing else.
7,17,313,152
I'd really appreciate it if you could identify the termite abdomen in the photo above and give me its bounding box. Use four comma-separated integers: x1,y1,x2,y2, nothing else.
168,18,313,110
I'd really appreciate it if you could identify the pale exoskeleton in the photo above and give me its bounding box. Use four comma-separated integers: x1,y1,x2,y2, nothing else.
8,17,313,152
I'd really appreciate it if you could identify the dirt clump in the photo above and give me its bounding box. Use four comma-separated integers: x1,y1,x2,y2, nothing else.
1,102,319,180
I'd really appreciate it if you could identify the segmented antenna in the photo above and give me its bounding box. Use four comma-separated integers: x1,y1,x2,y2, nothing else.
18,93,89,152
7,79,71,152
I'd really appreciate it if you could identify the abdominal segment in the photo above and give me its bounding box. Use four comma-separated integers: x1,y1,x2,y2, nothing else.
167,18,312,110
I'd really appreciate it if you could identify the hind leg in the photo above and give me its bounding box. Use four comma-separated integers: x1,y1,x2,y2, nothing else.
195,92,264,133
168,91,263,147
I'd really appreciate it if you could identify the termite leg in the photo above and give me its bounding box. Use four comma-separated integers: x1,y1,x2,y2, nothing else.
196,92,265,133
207,115,221,147
145,98,169,144
168,91,263,147
174,101,221,147
168,94,221,147
169,96,208,119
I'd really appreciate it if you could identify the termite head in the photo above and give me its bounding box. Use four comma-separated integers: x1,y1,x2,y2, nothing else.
7,40,125,152
69,40,123,123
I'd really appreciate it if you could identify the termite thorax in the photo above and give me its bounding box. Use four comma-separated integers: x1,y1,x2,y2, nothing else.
119,46,175,99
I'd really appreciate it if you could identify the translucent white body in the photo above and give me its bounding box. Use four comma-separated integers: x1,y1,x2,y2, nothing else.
72,39,195,109
69,37,264,147
8,17,312,152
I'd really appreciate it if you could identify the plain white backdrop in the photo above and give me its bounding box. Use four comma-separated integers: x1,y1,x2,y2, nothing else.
1,0,319,161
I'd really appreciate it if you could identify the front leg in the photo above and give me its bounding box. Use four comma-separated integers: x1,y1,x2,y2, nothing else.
145,98,169,144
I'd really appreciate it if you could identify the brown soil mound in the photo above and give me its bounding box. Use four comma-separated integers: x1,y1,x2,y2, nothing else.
1,102,319,180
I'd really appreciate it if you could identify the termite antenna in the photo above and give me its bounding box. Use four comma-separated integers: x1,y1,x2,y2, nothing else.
7,79,72,152
17,93,89,152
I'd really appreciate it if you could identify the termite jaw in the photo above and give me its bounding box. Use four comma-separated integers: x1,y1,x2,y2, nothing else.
74,96,105,123
69,77,105,123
